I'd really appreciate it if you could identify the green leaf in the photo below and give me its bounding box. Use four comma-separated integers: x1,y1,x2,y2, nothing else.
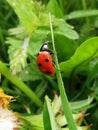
20,114,44,130
7,37,29,75
70,96,94,112
43,96,60,130
20,118,33,130
54,20,79,40
66,10,98,20
45,0,63,18
6,37,23,59
7,0,38,32
55,35,77,62
28,32,48,56
60,37,98,77
19,62,43,81
25,114,44,130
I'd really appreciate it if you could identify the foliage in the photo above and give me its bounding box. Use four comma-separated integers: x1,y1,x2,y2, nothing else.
0,0,98,130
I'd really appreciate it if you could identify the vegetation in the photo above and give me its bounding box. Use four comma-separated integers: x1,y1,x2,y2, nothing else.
0,0,98,130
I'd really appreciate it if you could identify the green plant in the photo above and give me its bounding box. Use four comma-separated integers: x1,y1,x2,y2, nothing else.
0,0,98,129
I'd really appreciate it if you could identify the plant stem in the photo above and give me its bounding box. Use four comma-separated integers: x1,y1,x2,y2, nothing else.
49,13,77,130
0,61,43,107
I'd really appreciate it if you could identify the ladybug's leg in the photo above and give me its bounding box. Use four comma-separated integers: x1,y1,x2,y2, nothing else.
52,61,61,71
47,50,54,55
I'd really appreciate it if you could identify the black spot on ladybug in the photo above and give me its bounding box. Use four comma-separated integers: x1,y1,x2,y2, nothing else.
45,59,49,62
38,63,42,66
47,71,52,74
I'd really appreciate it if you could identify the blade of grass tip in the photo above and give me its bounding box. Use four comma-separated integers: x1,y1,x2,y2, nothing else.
0,61,43,107
49,12,77,130
43,96,58,130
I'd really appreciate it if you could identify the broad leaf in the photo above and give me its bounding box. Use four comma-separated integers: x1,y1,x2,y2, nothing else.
7,0,38,32
55,35,77,62
60,37,98,77
54,20,79,40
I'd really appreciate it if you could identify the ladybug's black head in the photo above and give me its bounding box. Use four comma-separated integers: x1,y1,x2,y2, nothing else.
40,41,52,51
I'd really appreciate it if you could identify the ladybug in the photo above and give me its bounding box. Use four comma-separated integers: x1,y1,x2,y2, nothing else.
36,41,54,76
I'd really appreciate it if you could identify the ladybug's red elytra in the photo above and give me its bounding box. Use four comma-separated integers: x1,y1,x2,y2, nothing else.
36,41,54,76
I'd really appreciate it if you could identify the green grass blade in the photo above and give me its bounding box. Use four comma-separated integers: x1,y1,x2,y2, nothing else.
43,96,59,130
49,13,77,130
66,10,98,20
0,61,43,107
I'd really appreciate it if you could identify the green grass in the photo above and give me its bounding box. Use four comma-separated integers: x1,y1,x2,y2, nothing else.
0,0,98,130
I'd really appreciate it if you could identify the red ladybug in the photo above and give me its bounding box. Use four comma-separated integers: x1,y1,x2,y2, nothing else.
36,41,54,76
